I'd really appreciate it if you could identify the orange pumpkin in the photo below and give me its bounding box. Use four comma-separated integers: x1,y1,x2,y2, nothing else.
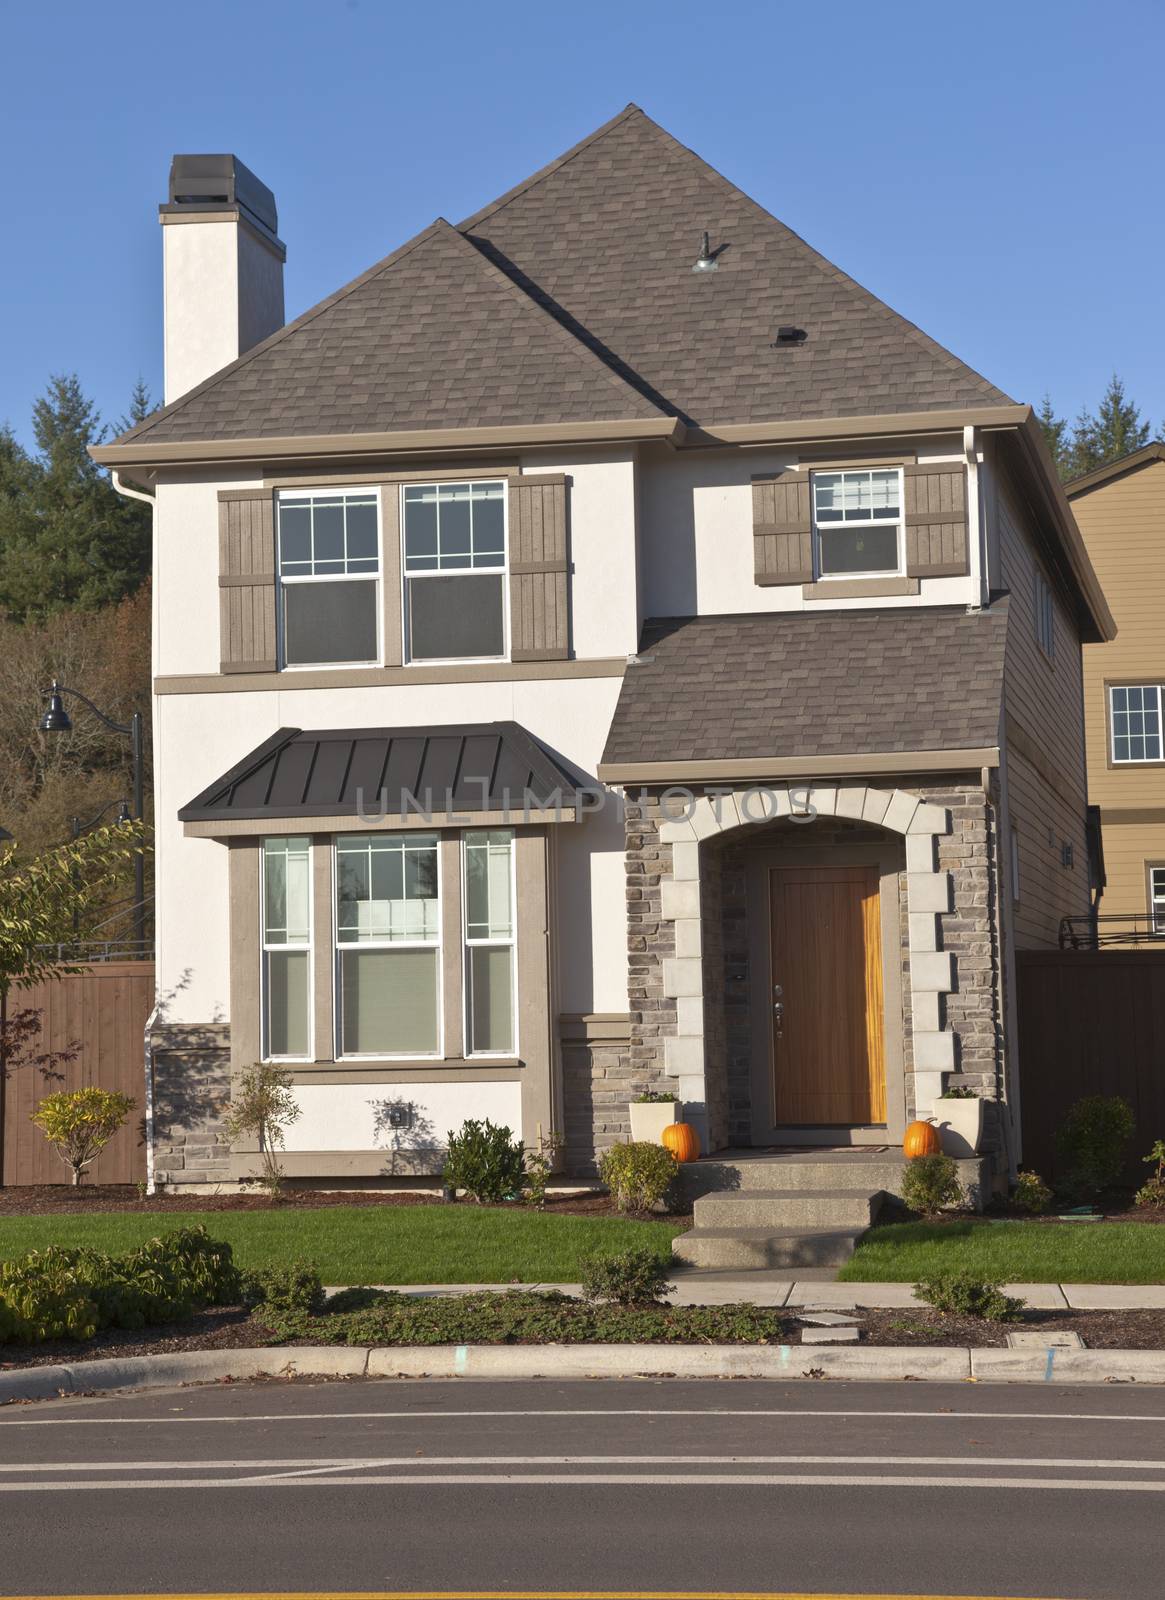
661,1120,701,1164
903,1119,942,1158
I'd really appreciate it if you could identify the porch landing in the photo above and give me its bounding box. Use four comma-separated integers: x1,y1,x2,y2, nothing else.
673,1146,989,1272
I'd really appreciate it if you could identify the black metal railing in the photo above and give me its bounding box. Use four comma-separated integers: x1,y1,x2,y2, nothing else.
1058,913,1165,950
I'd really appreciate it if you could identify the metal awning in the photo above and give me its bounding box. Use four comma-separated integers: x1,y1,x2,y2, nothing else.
179,723,587,836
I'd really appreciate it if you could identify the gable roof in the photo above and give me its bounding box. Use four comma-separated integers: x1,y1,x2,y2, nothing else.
101,106,1013,457
598,603,1010,778
1066,441,1165,499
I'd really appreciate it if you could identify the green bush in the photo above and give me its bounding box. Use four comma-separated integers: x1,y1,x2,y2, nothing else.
1012,1170,1053,1214
632,1091,678,1104
1135,1140,1165,1209
915,1271,1024,1322
0,1226,242,1347
443,1119,526,1203
1056,1095,1135,1197
899,1153,963,1216
579,1245,675,1305
598,1141,679,1215
245,1261,326,1318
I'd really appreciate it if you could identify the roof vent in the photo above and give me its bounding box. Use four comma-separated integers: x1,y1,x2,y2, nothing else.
167,154,278,238
691,230,718,273
773,325,807,345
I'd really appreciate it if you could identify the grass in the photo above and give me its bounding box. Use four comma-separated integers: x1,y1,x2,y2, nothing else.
840,1220,1165,1285
0,1205,679,1285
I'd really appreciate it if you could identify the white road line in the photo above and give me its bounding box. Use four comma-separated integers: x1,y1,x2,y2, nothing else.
6,1406,1165,1426
8,1454,1165,1473
3,1471,1165,1493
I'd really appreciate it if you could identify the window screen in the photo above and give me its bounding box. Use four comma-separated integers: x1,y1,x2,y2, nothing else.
403,482,507,661
278,492,379,667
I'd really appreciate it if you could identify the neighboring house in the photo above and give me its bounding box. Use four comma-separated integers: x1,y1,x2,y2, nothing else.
1067,443,1165,944
93,108,1112,1204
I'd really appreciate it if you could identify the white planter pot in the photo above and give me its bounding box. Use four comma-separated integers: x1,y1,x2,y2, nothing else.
629,1101,680,1144
933,1098,985,1158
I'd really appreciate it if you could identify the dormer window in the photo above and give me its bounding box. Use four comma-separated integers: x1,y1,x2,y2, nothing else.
811,468,903,578
277,489,380,667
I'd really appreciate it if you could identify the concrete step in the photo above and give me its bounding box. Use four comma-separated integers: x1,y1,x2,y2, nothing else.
692,1187,880,1231
686,1158,907,1197
672,1226,862,1270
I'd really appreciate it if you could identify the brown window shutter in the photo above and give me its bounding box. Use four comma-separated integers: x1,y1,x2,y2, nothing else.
379,483,403,668
508,475,570,661
218,489,277,673
904,463,969,577
752,471,813,585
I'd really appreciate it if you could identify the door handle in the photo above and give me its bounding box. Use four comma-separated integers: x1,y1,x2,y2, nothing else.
773,983,784,1036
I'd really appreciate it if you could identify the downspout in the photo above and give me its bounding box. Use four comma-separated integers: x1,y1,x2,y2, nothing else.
964,425,986,610
111,470,159,1192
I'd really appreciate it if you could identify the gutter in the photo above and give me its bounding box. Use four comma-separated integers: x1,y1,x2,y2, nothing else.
597,747,1001,785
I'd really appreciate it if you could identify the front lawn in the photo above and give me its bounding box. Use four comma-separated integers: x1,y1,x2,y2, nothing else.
0,1204,678,1285
840,1220,1165,1285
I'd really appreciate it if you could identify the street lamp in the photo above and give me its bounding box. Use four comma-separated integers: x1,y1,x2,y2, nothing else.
39,681,146,947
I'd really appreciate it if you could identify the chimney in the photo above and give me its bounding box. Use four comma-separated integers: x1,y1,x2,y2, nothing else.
160,154,285,404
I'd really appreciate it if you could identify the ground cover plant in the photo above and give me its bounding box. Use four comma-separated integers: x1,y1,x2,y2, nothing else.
839,1219,1165,1285
0,1204,679,1284
914,1271,1024,1322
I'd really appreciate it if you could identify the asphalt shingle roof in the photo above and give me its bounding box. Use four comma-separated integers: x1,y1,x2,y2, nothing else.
114,107,1012,450
600,602,1010,769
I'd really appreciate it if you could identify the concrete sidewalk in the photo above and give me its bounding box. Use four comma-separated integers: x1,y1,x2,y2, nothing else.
330,1279,1165,1310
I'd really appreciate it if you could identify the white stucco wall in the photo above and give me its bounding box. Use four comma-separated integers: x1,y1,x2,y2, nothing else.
282,1080,523,1153
162,219,284,404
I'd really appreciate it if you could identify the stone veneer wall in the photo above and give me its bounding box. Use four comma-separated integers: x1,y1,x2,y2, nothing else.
150,1024,232,1186
624,779,1010,1162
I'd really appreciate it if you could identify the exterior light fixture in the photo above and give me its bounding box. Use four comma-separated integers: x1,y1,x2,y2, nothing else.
39,682,73,734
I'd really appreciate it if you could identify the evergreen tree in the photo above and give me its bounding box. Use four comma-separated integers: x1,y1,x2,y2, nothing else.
115,378,155,437
1067,373,1152,478
1037,394,1069,479
0,376,151,619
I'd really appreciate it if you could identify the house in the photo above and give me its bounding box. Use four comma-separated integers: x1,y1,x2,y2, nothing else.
1067,443,1165,944
93,109,1113,1242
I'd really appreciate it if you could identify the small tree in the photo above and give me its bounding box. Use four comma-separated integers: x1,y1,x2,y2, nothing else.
224,1063,301,1197
31,1086,135,1185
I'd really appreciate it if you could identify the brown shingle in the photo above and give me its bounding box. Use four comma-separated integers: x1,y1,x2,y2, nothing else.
600,602,1010,768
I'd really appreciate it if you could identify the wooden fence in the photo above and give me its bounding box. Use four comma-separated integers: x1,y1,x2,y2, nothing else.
1016,949,1165,1181
1,962,154,1186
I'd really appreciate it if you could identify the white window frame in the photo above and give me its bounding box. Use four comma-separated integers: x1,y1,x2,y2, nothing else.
400,480,510,666
1149,864,1165,935
276,486,383,671
260,835,314,1063
461,830,518,1060
1110,684,1165,765
810,466,905,581
333,833,443,1061
1034,567,1055,660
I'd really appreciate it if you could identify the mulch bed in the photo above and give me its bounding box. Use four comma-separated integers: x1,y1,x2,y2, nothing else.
3,1303,1164,1370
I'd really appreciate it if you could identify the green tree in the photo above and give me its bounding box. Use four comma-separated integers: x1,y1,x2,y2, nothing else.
0,376,152,619
1037,394,1070,479
1035,375,1154,484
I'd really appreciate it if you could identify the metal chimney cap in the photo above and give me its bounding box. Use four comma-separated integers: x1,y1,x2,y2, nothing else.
166,154,278,238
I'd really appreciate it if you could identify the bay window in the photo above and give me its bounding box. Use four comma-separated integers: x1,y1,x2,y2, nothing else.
278,489,380,667
811,467,902,578
403,480,507,661
261,836,312,1059
463,830,516,1055
336,833,441,1056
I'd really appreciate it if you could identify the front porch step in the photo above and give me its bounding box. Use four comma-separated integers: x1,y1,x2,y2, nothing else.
686,1158,907,1198
692,1187,880,1231
673,1226,863,1270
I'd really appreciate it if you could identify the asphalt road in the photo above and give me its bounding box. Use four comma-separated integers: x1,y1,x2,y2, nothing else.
1,1377,1164,1599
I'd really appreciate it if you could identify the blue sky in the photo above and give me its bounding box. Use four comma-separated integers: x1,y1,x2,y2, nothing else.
2,0,1161,448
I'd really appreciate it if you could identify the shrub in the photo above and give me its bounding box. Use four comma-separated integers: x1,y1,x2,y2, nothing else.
522,1129,564,1209
1056,1095,1135,1198
632,1091,678,1105
598,1141,679,1215
245,1261,326,1318
915,1272,1024,1322
125,1225,242,1307
899,1153,963,1216
224,1063,301,1198
1135,1139,1165,1210
0,1249,101,1343
444,1119,525,1203
579,1246,675,1305
30,1087,135,1185
1012,1169,1053,1214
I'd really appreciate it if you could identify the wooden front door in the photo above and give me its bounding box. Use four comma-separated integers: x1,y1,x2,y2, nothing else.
769,864,887,1127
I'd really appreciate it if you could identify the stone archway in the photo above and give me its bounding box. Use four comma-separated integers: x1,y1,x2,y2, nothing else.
656,782,954,1142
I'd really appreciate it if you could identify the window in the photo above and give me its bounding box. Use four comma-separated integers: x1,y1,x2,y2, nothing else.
1034,568,1055,659
262,837,312,1059
335,834,440,1057
1150,866,1165,934
1111,685,1163,763
278,490,380,667
811,468,902,578
403,481,507,661
463,831,516,1055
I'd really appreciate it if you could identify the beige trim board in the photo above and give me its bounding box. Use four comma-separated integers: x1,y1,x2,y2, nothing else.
155,656,627,695
159,207,287,263
598,748,999,784
684,405,1029,451
286,1062,524,1084
802,577,920,600
559,1012,633,1043
1101,806,1165,825
91,416,683,469
265,463,521,489
184,807,578,839
794,453,920,470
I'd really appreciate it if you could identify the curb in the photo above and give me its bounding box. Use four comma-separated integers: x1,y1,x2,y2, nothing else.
5,1341,1165,1401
